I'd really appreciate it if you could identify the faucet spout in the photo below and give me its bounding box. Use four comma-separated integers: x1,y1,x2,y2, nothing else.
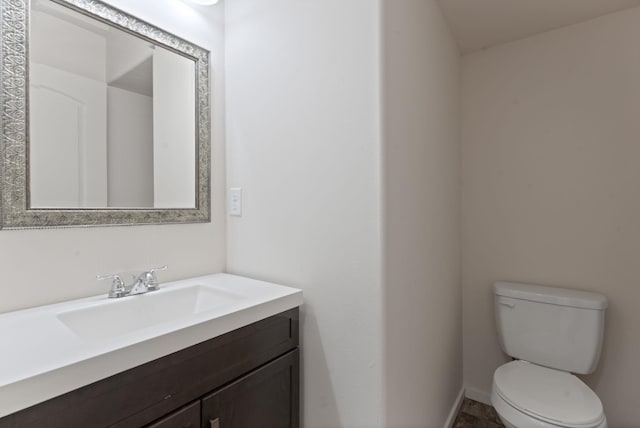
128,277,150,295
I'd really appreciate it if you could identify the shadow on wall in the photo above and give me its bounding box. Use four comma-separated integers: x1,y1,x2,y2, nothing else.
299,307,342,428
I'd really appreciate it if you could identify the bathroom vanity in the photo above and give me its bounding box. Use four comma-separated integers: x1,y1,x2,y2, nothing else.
0,274,303,428
0,309,298,428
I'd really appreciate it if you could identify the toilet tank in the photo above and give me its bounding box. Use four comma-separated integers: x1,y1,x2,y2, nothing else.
494,282,607,374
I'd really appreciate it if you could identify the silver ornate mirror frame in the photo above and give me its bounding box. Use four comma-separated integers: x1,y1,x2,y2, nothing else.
0,0,211,229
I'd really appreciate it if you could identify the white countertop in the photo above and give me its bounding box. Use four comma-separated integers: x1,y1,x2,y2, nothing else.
0,273,303,418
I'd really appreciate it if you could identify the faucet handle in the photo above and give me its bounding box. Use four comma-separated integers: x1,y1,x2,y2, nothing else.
144,265,167,290
149,265,168,275
97,273,127,298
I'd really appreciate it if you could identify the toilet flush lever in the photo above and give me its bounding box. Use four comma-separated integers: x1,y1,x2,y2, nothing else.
499,300,516,308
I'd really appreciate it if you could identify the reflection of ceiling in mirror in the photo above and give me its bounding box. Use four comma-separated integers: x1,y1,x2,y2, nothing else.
108,57,153,97
32,0,110,36
31,0,156,94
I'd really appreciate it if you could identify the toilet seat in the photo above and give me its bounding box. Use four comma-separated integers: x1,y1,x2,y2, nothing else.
494,361,605,428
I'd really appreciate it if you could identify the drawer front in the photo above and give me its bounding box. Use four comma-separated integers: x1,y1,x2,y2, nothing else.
202,350,300,428
0,309,298,428
146,402,200,428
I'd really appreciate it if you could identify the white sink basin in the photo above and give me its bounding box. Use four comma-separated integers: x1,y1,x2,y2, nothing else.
58,285,246,341
0,273,302,418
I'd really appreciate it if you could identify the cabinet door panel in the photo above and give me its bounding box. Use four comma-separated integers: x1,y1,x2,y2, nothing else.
146,401,200,428
202,350,299,428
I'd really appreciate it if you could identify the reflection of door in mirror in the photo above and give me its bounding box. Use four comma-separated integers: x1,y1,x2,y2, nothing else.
28,0,197,209
30,64,108,208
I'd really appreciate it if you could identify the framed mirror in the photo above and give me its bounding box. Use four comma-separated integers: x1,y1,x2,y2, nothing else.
0,0,211,228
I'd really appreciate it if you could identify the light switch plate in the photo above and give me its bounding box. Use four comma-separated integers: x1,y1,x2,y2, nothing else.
229,188,242,216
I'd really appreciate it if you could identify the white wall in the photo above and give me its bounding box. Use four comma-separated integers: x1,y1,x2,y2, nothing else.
461,7,640,425
382,1,462,426
225,1,384,426
0,0,226,314
107,86,154,208
153,48,197,208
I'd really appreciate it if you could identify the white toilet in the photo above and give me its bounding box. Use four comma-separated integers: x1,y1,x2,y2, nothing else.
491,282,608,428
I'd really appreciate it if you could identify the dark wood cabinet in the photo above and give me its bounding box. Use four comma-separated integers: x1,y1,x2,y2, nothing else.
0,308,299,428
147,402,200,428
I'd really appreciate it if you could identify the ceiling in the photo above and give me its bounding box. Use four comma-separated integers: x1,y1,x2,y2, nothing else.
436,0,640,54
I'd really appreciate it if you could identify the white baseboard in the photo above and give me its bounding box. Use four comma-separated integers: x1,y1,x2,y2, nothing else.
464,386,491,406
444,387,465,428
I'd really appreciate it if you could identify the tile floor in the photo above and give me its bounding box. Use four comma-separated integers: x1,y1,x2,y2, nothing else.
452,398,506,428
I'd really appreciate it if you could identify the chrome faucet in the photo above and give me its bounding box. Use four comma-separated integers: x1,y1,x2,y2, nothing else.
97,266,167,298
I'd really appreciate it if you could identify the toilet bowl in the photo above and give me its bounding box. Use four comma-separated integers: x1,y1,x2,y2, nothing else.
490,361,607,428
491,282,609,428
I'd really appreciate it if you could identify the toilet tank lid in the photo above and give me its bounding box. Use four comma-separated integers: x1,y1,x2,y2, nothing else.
494,282,608,310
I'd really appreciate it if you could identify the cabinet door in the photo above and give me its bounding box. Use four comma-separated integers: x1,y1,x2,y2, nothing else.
146,402,200,428
202,350,299,428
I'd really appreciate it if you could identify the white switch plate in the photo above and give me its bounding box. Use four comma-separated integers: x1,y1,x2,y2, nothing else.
229,188,242,216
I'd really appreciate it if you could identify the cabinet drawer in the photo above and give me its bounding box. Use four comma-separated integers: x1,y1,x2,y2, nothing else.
202,350,300,428
146,402,200,428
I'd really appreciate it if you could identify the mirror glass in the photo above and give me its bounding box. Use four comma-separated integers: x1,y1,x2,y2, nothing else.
0,0,210,228
29,0,197,209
